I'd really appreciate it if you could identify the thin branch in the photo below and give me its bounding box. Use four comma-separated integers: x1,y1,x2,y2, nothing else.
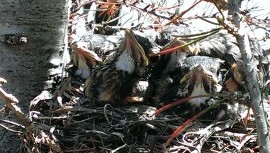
165,0,203,25
228,0,270,152
154,93,230,116
0,123,23,133
148,27,221,57
123,2,171,20
165,96,230,146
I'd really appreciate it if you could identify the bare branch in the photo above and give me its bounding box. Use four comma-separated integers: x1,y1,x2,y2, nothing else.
228,0,270,152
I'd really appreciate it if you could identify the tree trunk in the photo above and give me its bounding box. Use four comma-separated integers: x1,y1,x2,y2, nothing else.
0,0,68,152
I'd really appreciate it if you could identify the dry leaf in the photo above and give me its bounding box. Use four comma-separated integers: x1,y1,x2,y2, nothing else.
98,0,120,19
231,62,244,85
225,77,238,92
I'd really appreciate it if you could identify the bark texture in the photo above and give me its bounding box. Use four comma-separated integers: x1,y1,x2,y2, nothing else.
228,0,270,152
0,0,68,152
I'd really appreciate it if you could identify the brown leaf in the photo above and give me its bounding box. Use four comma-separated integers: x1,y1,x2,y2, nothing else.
98,0,120,19
225,77,239,92
231,62,244,85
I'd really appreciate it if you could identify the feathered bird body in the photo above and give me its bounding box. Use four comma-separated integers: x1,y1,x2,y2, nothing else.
156,56,223,107
84,29,148,105
180,56,223,106
85,64,135,104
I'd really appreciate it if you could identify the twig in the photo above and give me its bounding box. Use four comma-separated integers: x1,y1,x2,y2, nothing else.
165,96,230,146
171,27,222,38
111,144,127,153
0,119,25,129
103,104,114,126
0,123,23,133
154,93,230,116
0,80,62,152
148,27,221,57
0,78,7,85
165,0,203,25
183,120,236,152
123,2,171,21
33,116,71,120
154,95,211,116
196,15,220,25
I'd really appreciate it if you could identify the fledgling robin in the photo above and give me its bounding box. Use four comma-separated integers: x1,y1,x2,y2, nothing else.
179,56,223,106
84,29,149,105
156,56,223,106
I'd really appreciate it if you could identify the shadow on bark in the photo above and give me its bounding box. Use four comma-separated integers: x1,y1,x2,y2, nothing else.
0,0,68,152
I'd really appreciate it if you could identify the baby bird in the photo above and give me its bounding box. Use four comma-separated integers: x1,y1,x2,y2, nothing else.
84,29,149,105
178,56,223,106
156,56,223,107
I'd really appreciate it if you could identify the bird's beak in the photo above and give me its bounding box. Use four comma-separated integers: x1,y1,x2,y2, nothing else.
180,65,219,93
124,29,149,66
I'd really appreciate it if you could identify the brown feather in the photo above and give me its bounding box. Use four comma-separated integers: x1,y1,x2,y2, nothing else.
84,29,148,105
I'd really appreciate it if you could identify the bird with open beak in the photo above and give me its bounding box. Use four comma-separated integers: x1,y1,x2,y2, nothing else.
178,56,223,107
156,56,223,108
84,29,149,105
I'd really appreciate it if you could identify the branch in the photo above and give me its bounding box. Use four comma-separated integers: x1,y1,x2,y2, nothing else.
0,78,62,152
165,0,203,25
228,0,270,152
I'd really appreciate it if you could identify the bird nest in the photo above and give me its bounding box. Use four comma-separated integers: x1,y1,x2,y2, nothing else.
22,76,258,153
0,0,269,153
29,76,185,152
0,74,260,153
0,37,265,153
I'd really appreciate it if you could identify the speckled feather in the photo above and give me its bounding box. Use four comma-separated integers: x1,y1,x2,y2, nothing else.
180,65,222,106
181,56,224,74
155,56,223,107
84,29,149,105
84,64,136,104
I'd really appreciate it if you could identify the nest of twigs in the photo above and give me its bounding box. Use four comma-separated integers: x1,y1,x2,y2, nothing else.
0,78,260,152
0,0,269,153
29,76,176,153
24,75,257,153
